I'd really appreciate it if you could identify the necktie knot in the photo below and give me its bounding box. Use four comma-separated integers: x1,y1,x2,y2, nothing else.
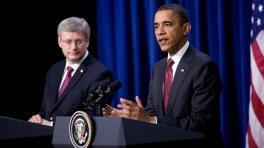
67,66,74,74
167,58,174,68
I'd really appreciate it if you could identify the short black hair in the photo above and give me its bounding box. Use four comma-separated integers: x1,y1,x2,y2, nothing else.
157,3,189,25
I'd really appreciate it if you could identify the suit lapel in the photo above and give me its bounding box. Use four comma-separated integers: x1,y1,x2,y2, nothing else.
55,65,87,104
166,46,194,116
157,58,167,115
42,60,66,114
54,54,92,107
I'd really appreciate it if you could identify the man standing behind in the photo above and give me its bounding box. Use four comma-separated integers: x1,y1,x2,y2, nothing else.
103,3,224,148
29,17,113,126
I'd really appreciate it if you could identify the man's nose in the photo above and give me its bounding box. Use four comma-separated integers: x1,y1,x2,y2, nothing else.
157,27,165,36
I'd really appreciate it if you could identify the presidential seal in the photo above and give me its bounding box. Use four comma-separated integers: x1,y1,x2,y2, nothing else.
69,111,93,148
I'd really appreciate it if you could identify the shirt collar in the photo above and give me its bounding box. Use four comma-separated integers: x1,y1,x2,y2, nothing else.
65,50,89,71
168,41,189,61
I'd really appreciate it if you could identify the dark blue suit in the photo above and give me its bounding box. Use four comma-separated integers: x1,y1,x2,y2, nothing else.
145,44,224,147
38,53,113,124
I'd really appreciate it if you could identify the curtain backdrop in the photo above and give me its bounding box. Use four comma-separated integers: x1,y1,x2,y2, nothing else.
96,0,252,148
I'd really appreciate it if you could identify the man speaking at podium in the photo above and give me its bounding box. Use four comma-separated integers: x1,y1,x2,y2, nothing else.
28,17,113,126
103,3,224,148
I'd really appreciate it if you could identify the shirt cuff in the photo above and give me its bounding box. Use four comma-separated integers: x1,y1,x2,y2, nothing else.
153,116,157,124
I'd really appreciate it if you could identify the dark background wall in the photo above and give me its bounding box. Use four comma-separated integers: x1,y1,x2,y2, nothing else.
0,2,97,120
0,1,256,148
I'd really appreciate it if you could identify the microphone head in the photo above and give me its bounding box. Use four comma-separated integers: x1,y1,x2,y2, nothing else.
95,79,112,93
108,80,122,93
100,80,112,89
94,80,122,104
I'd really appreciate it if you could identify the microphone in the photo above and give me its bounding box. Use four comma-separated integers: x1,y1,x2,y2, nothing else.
94,80,122,104
82,80,112,106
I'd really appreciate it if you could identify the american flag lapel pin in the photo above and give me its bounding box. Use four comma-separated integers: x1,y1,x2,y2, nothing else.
181,69,185,72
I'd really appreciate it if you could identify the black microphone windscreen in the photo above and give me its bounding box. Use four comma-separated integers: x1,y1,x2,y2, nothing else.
94,80,112,94
100,80,112,89
108,80,122,93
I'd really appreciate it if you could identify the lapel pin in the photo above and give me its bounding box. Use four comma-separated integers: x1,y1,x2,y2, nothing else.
80,69,83,73
181,69,185,72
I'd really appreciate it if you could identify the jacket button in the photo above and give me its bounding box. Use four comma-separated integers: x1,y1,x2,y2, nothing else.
50,117,53,121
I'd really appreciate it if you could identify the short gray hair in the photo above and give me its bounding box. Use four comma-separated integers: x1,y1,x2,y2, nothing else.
57,16,90,38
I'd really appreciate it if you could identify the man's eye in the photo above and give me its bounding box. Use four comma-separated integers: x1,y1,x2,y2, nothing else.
65,40,72,44
76,40,82,44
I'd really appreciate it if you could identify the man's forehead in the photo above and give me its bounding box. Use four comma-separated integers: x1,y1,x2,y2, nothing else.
154,10,178,24
60,31,85,39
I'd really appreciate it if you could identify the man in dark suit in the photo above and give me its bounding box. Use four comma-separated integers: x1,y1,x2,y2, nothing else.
103,3,224,148
28,16,113,126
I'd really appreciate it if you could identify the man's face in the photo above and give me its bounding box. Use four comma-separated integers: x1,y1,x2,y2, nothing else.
154,10,189,56
58,31,89,64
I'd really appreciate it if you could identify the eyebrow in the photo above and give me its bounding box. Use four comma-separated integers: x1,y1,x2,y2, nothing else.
154,21,172,25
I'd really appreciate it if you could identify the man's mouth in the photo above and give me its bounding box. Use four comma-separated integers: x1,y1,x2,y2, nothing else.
159,38,168,45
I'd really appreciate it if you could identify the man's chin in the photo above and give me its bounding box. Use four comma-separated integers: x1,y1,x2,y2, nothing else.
67,56,82,63
160,47,169,52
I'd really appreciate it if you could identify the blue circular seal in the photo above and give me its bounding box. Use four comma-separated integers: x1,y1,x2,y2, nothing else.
69,111,93,148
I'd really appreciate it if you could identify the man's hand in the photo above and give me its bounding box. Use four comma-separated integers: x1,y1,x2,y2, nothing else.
117,96,155,123
28,114,52,126
102,104,119,117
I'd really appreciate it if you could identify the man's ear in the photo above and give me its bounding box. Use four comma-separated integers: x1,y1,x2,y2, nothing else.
183,23,191,35
85,37,90,49
58,37,62,48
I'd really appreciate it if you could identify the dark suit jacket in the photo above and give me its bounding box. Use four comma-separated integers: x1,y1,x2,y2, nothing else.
145,44,225,147
38,53,113,124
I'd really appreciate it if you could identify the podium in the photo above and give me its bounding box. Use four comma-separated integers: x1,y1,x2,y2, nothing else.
53,116,206,148
0,116,206,148
0,116,54,147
